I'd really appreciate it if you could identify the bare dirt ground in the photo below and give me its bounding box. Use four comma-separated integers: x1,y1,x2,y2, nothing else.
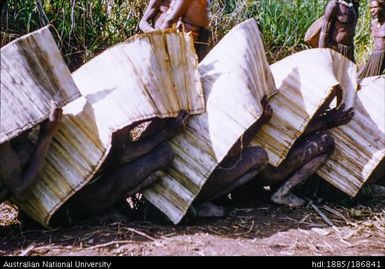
1,189,384,256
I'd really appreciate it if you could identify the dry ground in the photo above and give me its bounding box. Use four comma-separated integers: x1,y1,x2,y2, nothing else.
1,192,384,256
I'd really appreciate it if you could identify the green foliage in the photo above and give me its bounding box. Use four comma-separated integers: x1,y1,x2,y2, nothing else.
208,0,326,62
208,0,329,62
210,0,371,64
0,0,373,69
1,0,143,70
256,0,327,61
355,2,372,66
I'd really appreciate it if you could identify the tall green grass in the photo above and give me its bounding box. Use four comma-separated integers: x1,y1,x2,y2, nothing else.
1,0,143,70
355,2,372,66
0,0,372,69
210,0,329,62
211,0,371,64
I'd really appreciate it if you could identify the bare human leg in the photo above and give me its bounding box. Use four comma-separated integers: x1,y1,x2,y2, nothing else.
62,142,174,219
193,146,268,217
258,131,335,207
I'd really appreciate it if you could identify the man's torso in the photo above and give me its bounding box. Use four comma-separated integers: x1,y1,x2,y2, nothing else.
169,0,211,28
331,2,357,45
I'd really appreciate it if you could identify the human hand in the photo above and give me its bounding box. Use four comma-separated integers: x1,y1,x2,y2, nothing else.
324,104,354,129
40,100,63,136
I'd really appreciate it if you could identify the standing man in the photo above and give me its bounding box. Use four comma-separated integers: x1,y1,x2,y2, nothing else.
139,0,211,62
319,0,359,62
358,0,385,79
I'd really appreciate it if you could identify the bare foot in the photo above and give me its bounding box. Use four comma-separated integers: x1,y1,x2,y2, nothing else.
271,191,305,207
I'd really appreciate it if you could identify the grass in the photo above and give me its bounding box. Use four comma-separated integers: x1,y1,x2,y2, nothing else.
1,0,144,70
210,0,372,64
0,0,372,69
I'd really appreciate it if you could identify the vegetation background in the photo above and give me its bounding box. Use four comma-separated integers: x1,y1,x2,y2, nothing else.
0,0,373,71
1,1,385,256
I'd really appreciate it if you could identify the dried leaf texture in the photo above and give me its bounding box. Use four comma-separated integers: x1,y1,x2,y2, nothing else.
250,48,357,167
318,75,385,196
144,19,277,224
1,26,80,144
14,29,204,226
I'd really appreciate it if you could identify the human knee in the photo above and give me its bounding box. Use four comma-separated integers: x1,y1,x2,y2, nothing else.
246,146,269,169
317,131,335,154
303,131,335,157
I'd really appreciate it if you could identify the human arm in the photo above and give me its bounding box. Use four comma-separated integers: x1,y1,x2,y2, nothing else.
303,83,354,135
303,104,354,136
227,96,273,158
160,0,193,30
353,0,360,18
119,110,189,164
0,101,62,201
139,0,163,32
319,1,337,48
